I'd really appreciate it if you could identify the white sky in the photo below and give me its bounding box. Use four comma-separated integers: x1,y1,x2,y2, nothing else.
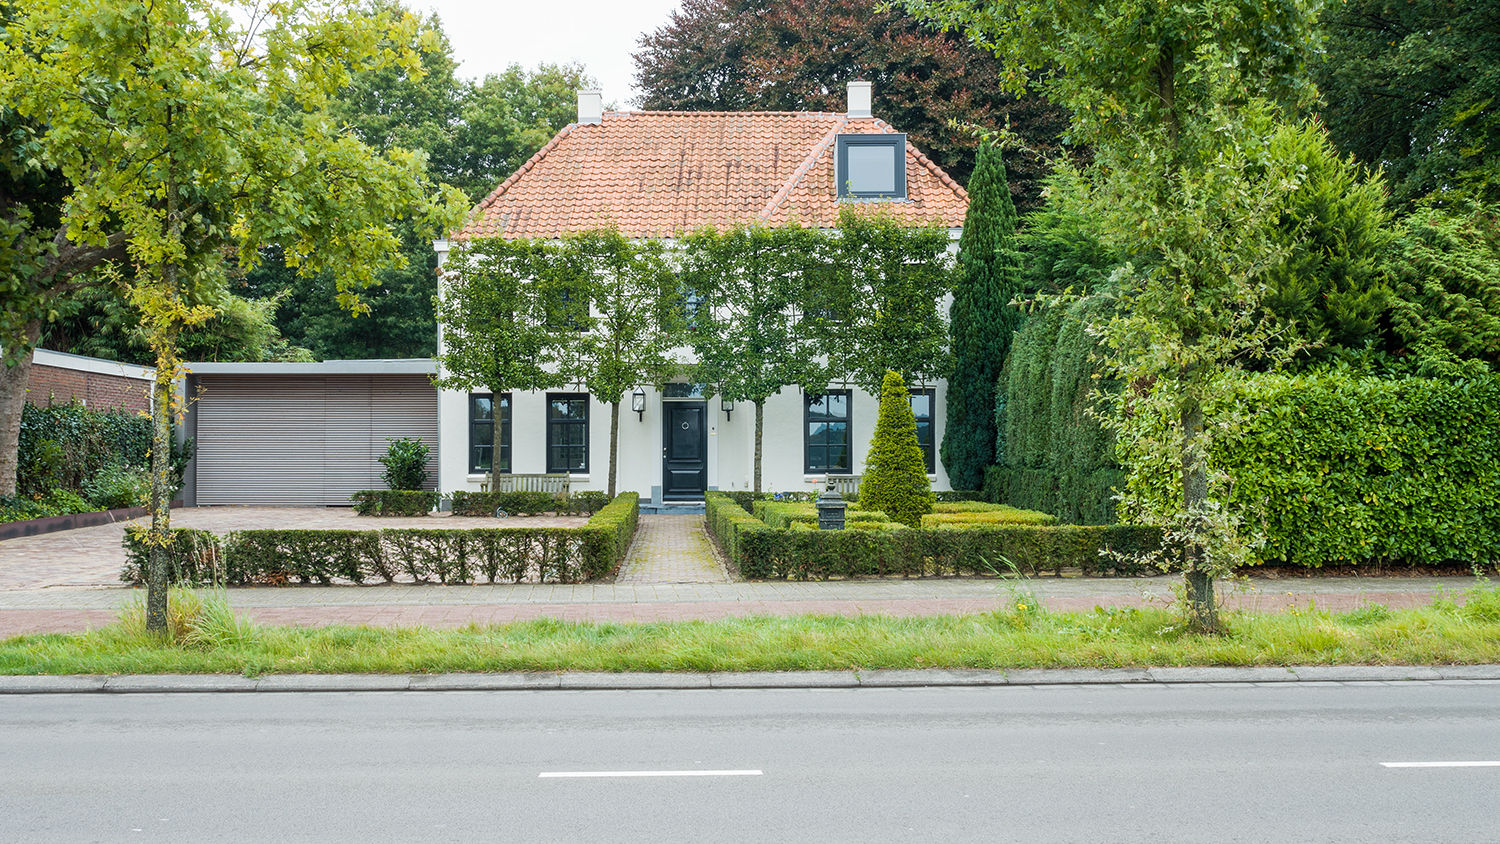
412,0,685,106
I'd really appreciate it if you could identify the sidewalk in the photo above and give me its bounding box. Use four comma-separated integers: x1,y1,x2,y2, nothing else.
0,576,1475,637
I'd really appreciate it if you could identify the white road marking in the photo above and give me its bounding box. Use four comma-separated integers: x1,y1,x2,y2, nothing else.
539,769,763,778
1381,761,1500,768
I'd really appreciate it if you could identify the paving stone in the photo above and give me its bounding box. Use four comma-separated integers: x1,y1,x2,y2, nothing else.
615,515,729,584
558,672,712,689
857,669,1007,687
254,674,411,692
707,671,859,688
1004,668,1153,685
1289,665,1445,682
1146,666,1298,684
103,674,259,692
408,673,562,690
0,674,107,693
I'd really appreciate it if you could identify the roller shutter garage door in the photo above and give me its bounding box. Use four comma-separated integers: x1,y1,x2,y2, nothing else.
195,374,438,505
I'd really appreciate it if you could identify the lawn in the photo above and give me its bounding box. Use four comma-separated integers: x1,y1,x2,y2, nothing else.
2,583,1498,676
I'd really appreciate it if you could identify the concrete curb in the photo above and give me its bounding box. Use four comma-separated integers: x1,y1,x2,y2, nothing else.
2,665,1497,694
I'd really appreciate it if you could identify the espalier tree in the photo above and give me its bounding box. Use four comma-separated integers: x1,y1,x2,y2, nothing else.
1,0,466,632
683,225,829,492
435,238,569,490
859,370,934,527
942,141,1021,490
905,0,1324,631
558,230,682,499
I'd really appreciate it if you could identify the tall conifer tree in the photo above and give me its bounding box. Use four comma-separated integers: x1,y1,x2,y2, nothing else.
941,142,1021,490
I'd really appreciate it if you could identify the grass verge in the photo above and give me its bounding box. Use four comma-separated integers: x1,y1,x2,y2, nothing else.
2,584,1498,676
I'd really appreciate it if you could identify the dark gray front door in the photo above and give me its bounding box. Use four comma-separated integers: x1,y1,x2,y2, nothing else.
662,401,707,500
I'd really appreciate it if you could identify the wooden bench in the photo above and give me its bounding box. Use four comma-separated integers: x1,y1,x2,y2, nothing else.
483,473,572,496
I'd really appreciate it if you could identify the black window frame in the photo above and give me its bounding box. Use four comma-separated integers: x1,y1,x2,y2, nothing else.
468,392,511,475
835,133,907,200
546,393,590,474
804,389,853,474
909,387,936,474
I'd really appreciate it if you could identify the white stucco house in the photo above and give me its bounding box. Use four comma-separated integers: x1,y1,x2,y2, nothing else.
433,82,969,505
174,82,968,508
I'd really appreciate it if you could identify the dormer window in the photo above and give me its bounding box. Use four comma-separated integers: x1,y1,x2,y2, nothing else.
836,133,906,200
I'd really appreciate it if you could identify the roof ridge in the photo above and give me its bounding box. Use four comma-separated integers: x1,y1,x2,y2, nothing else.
460,122,578,234
758,115,851,222
605,109,847,118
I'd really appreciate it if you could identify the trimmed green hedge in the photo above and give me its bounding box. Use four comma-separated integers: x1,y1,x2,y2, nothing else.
1123,373,1500,568
448,489,612,517
351,490,440,517
122,493,640,585
121,527,225,587
706,493,1159,580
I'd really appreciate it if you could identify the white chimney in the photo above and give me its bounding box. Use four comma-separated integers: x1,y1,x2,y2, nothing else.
577,88,602,125
847,80,872,119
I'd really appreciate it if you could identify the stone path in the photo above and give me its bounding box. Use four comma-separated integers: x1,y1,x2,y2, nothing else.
0,576,1476,637
0,507,586,591
615,515,729,584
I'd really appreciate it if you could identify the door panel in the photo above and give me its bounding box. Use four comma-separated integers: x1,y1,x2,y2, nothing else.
662,402,707,499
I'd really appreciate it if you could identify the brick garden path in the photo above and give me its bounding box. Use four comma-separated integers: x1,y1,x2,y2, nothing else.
615,515,730,584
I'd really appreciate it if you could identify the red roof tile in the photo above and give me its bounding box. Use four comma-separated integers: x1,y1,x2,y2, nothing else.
456,111,968,240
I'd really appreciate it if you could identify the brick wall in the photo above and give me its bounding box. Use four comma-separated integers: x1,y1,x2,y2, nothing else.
27,364,151,413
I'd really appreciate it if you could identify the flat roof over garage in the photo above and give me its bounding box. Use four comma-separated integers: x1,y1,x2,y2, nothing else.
185,359,437,376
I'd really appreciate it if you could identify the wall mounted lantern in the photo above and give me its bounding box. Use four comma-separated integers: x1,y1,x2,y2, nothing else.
632,388,646,421
721,396,734,421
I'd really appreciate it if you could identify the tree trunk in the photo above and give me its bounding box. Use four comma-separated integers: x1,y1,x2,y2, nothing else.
490,390,503,493
753,399,764,493
607,399,620,499
1179,389,1218,633
146,357,175,634
0,321,41,498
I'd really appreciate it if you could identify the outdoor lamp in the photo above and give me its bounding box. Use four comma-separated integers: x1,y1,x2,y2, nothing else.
632,388,646,420
721,396,734,421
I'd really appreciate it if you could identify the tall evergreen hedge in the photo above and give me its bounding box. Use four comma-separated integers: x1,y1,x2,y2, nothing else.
942,142,1022,490
860,370,934,528
988,296,1121,524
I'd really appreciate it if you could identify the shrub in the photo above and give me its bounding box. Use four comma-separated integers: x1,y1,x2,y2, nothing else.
351,490,440,517
858,370,934,527
921,507,1058,528
706,492,1158,580
84,463,152,510
122,494,640,586
1121,371,1500,568
121,526,225,587
379,437,430,491
450,490,562,517
16,401,152,498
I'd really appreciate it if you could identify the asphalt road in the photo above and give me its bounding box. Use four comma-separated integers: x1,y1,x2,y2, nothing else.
1,682,1496,842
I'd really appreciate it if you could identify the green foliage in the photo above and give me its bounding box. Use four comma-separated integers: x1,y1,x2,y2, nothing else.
350,489,439,517
82,463,151,510
447,489,612,517
1316,0,1500,208
823,210,954,394
993,297,1120,524
752,500,899,530
15,401,152,499
1120,372,1500,568
1386,204,1500,372
706,492,1158,580
122,527,225,587
124,494,640,585
378,437,430,491
920,507,1056,528
1017,165,1120,296
943,142,1022,489
858,370,934,527
1260,120,1397,360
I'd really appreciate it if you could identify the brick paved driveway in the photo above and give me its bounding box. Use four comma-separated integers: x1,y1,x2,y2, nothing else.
0,508,585,591
615,515,729,584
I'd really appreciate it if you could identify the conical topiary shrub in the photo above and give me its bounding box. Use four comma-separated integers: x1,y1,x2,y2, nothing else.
859,370,934,527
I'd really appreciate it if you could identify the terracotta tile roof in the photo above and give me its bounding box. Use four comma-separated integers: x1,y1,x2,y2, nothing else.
455,111,968,241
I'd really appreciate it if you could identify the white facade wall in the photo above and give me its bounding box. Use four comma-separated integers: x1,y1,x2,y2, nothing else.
433,235,959,501
435,380,952,499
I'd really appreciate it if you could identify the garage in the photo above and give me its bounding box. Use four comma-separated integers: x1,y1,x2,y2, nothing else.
182,361,439,506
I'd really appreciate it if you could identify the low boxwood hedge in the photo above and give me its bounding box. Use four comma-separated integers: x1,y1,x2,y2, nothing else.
351,490,440,517
706,492,1159,580
122,493,640,586
448,490,612,517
